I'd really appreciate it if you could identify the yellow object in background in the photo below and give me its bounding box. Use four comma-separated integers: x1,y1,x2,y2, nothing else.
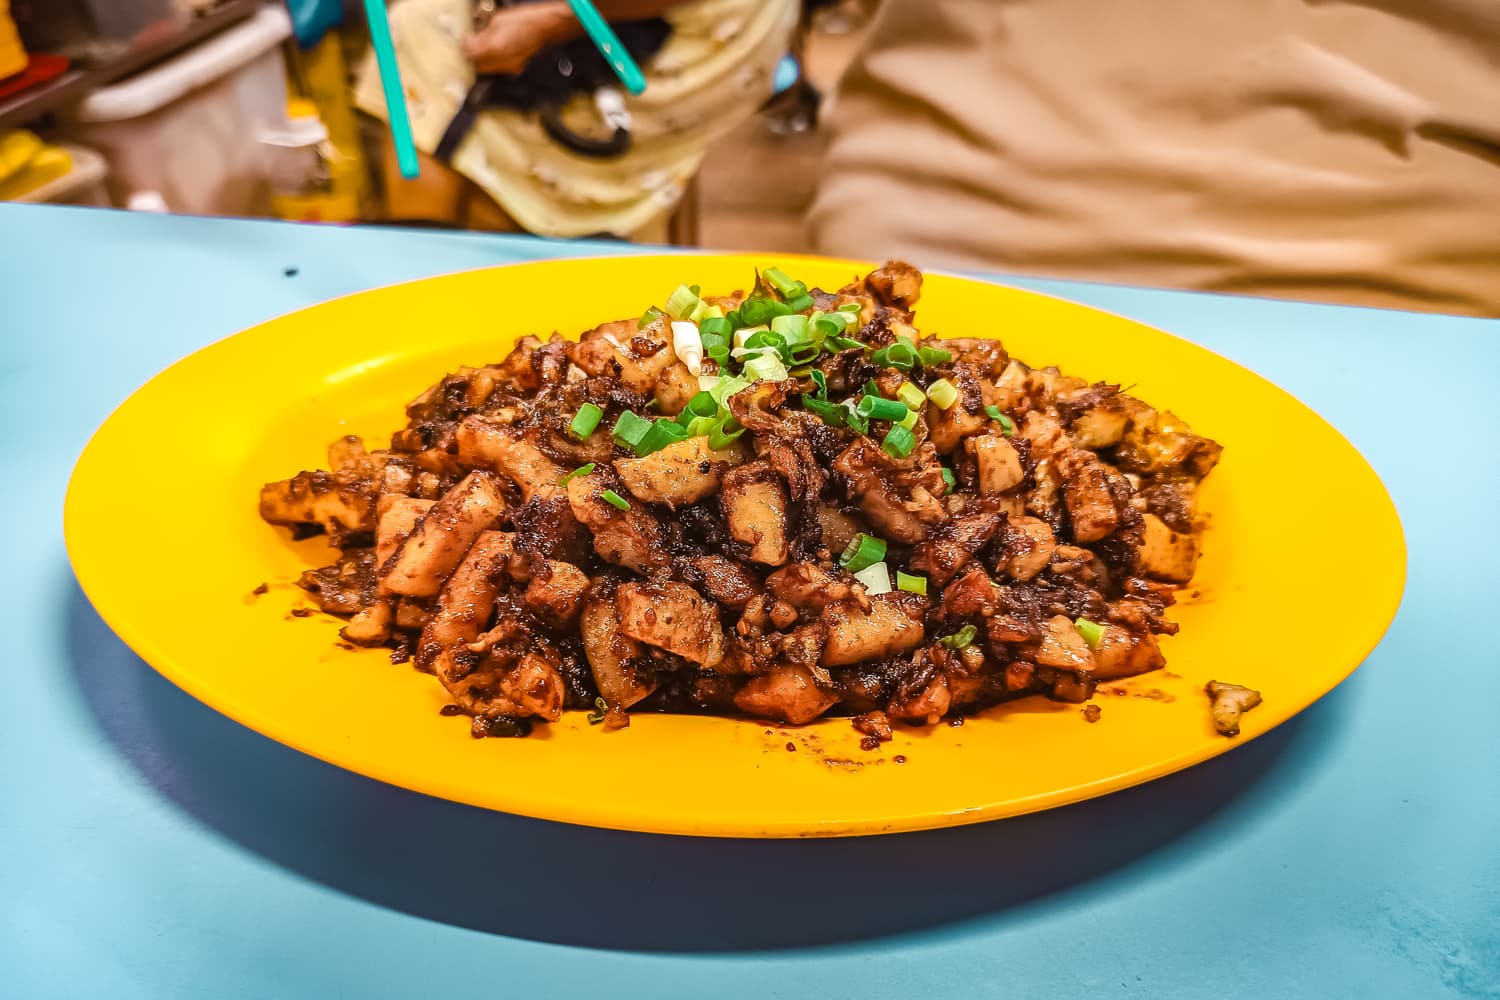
265,97,360,223
0,146,71,200
0,130,73,201
0,0,25,80
284,29,371,221
0,128,42,182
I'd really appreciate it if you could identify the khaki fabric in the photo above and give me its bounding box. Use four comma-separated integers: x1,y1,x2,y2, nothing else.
811,1,1500,316
357,0,797,238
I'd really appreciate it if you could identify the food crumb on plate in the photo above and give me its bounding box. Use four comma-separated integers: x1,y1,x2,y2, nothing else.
1206,680,1262,736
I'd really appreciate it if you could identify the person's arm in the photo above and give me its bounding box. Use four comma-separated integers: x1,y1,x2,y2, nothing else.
464,0,692,74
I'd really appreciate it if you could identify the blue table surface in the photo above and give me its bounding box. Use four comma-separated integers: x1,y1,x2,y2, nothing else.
3,204,1497,1000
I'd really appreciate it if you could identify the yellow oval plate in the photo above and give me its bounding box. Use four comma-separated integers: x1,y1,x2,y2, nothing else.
64,254,1405,838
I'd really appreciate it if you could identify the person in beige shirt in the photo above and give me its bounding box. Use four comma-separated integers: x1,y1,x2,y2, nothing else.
810,0,1500,316
358,0,796,237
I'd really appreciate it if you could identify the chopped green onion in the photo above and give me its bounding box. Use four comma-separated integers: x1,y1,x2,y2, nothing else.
632,419,688,456
939,624,978,650
587,696,608,724
828,335,868,352
744,352,789,383
842,400,870,435
689,284,701,296
784,293,816,313
896,571,927,596
638,306,664,329
1074,617,1105,649
882,423,917,459
926,378,959,410
683,391,718,419
708,415,745,451
896,382,927,410
742,329,786,354
853,562,892,595
870,340,918,371
837,301,862,315
840,532,888,572
601,489,631,511
763,266,806,299
664,284,700,320
611,410,653,452
708,375,751,408
724,309,742,329
700,316,732,339
985,406,1017,436
897,407,920,431
685,415,719,437
770,313,810,342
787,343,822,366
653,416,690,439
940,466,957,494
856,394,908,421
808,369,828,399
569,403,603,440
802,397,846,427
917,346,953,367
689,300,723,324
812,310,849,336
738,296,791,326
733,325,768,349
732,344,779,362
700,331,729,370
558,463,596,486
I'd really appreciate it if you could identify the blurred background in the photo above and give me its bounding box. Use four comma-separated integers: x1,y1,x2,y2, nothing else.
3,0,1495,316
0,0,861,250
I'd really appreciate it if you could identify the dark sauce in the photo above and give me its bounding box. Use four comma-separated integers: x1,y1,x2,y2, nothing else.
481,716,533,738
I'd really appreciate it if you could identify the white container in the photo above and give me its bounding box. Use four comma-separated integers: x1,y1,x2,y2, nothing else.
56,6,292,216
261,101,330,201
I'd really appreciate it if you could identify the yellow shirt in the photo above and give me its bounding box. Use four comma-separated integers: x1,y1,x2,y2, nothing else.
811,0,1500,316
357,0,797,238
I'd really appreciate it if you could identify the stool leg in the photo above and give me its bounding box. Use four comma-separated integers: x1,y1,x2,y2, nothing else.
667,172,700,247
